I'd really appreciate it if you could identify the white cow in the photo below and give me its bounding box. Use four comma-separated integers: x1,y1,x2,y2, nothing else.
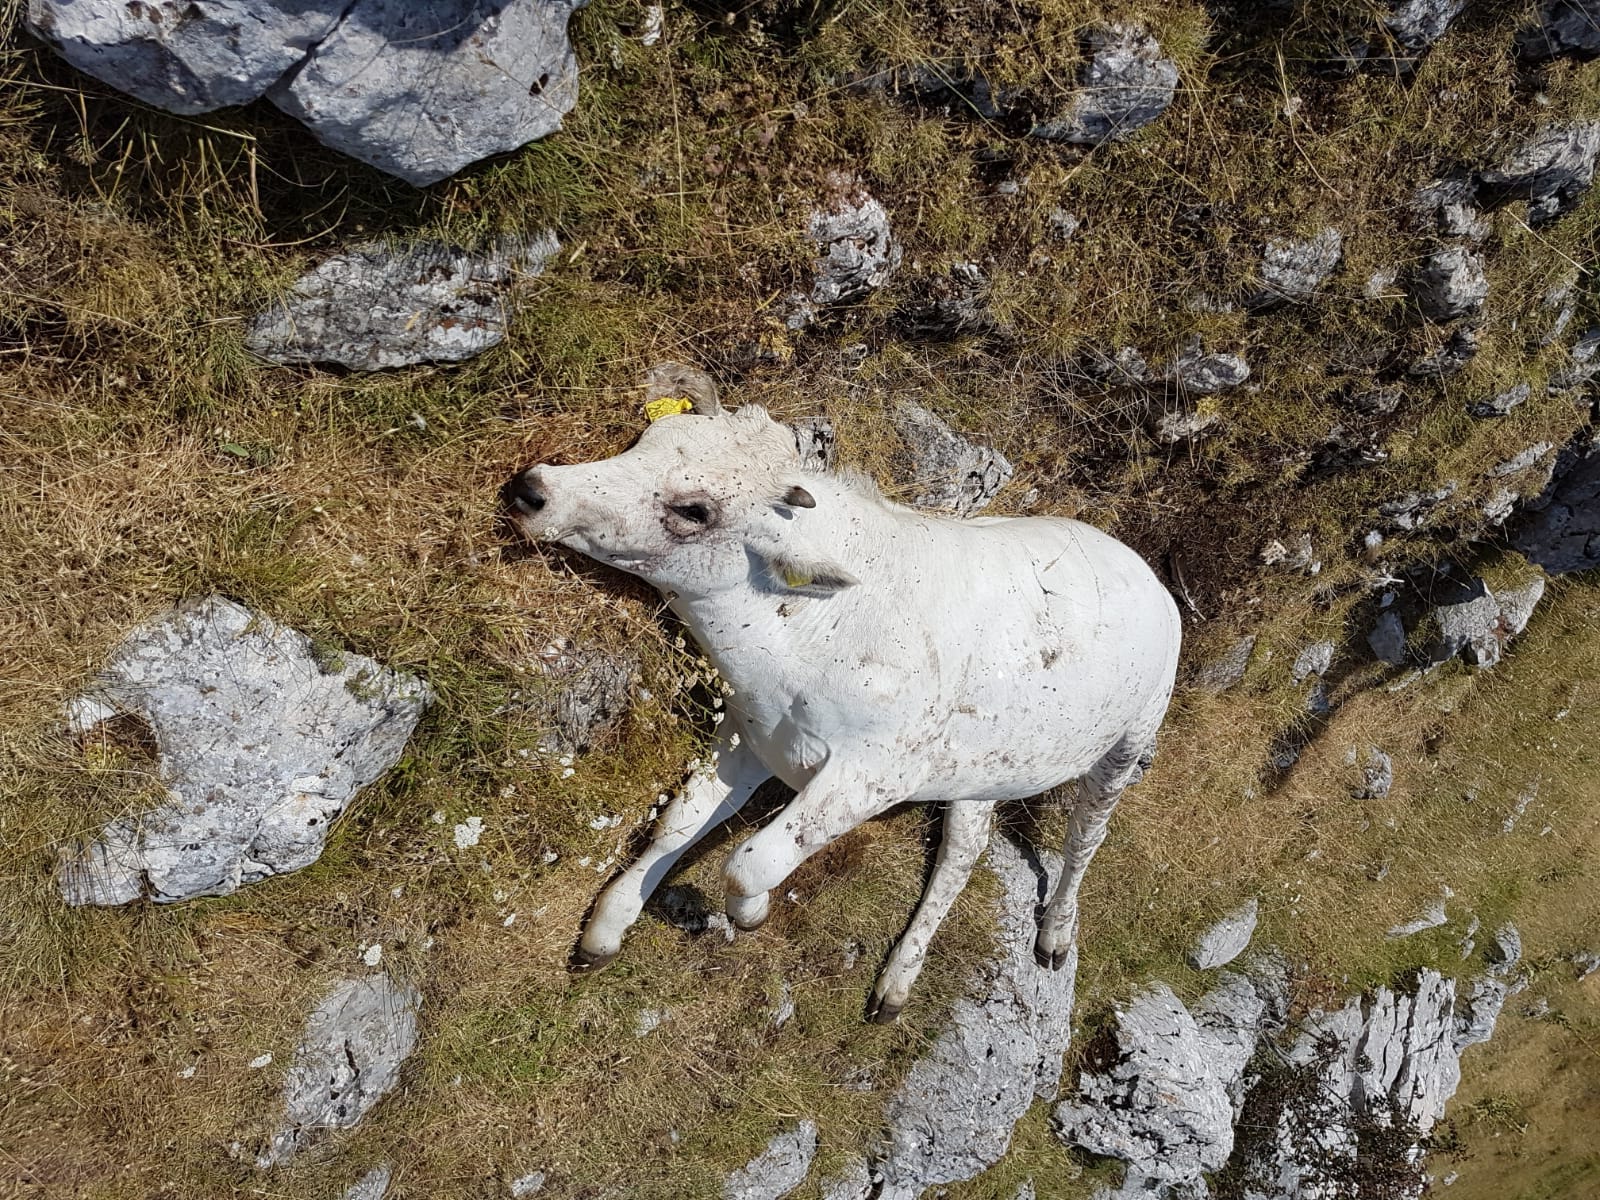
508,366,1181,1020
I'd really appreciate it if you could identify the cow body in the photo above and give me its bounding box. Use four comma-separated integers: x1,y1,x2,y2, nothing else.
510,371,1180,1019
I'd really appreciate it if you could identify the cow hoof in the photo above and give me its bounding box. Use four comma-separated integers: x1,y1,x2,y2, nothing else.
726,891,769,931
569,945,618,973
731,912,768,932
866,996,903,1025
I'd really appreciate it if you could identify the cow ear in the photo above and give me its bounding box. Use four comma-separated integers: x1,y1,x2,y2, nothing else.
763,550,859,595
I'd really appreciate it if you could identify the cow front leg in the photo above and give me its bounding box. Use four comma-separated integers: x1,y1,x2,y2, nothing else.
575,736,771,969
720,770,897,931
1035,733,1152,970
867,799,994,1023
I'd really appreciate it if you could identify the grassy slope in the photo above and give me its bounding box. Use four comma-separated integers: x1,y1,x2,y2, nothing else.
2,1,1599,1196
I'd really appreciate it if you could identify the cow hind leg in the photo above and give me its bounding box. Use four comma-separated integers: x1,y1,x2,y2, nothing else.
1034,727,1157,971
868,799,993,1023
576,738,771,969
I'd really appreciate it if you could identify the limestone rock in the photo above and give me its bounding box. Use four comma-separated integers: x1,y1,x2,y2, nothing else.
248,235,558,370
57,597,431,906
1250,228,1343,306
1491,443,1556,478
1188,899,1259,970
1413,177,1492,241
343,1165,393,1200
1408,327,1480,377
873,836,1076,1198
1385,0,1470,53
1368,609,1408,666
807,181,902,306
1410,246,1487,322
1052,982,1240,1186
269,1,586,186
1154,408,1221,444
1193,636,1255,693
1477,121,1600,224
1548,326,1600,393
1468,382,1532,419
1487,924,1524,976
724,1121,817,1200
1518,0,1600,62
1290,641,1334,684
894,403,1013,516
29,1,587,186
1387,897,1448,939
1351,747,1394,800
1453,975,1509,1050
1167,346,1251,395
1511,436,1600,574
259,976,422,1166
1032,25,1178,145
25,0,344,115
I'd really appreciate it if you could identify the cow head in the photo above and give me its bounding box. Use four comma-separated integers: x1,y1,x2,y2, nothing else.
508,366,858,600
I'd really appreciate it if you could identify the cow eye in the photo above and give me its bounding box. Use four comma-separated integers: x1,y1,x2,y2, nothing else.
667,502,711,525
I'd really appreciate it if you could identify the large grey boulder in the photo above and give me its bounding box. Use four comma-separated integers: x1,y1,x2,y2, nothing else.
1031,25,1178,145
1518,1,1600,62
723,1121,817,1200
270,1,585,186
1409,246,1487,321
870,836,1076,1199
259,976,422,1166
1053,974,1272,1190
58,596,431,905
25,1,345,115
894,403,1014,516
247,234,558,370
1476,122,1600,224
28,1,587,186
806,180,902,306
1187,899,1259,970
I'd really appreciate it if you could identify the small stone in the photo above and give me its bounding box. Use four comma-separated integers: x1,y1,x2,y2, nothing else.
1187,899,1260,970
1487,924,1524,976
1031,25,1178,145
723,1121,817,1200
807,178,902,306
899,262,992,338
1291,641,1335,684
1496,578,1546,640
1468,382,1532,419
1365,266,1400,298
1385,0,1470,53
1351,747,1394,799
1387,896,1448,939
1155,408,1221,443
259,976,422,1166
342,1166,392,1200
1167,345,1251,394
1250,228,1343,306
510,1169,547,1197
1410,246,1487,322
1049,209,1082,240
248,235,558,370
1408,327,1480,377
1346,385,1404,415
1571,951,1600,980
1193,636,1255,693
1490,443,1556,477
894,403,1013,516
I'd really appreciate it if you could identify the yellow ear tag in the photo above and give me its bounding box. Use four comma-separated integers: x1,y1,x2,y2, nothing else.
782,568,814,588
644,396,694,422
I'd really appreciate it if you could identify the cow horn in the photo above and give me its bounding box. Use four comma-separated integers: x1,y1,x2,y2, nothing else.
642,361,722,416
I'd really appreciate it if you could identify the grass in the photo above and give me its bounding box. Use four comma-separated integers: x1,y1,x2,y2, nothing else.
3,0,1600,1196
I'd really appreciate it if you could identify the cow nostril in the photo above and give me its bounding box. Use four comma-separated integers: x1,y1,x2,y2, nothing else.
510,474,547,514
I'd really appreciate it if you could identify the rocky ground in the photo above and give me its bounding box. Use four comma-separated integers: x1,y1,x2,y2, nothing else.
5,1,1600,1198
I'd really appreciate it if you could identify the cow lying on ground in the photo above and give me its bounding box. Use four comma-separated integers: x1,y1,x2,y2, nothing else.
507,365,1181,1020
